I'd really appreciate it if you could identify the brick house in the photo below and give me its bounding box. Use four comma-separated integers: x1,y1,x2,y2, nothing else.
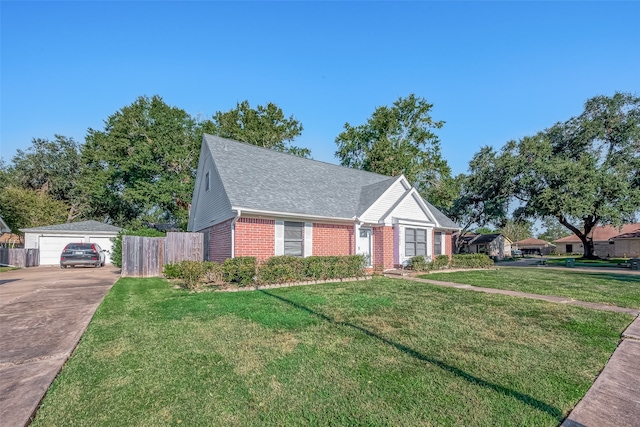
187,135,460,270
553,223,640,257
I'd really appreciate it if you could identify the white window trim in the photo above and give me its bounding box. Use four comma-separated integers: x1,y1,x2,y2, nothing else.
275,219,313,257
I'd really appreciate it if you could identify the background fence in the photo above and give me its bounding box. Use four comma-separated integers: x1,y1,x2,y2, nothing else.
121,232,204,277
0,248,40,268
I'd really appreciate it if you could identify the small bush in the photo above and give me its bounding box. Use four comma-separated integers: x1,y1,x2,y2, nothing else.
223,257,257,286
203,261,224,284
434,255,450,270
259,256,305,284
451,254,494,269
409,256,429,271
163,260,208,290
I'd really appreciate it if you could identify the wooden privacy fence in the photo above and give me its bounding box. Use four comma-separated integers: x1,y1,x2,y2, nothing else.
121,232,204,277
0,248,40,268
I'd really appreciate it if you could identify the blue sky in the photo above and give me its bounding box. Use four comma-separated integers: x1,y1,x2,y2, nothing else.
2,1,639,175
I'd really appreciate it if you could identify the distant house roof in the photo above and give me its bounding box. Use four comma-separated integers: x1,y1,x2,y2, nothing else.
554,223,640,243
516,238,555,247
612,230,640,240
469,233,509,245
203,135,459,229
20,220,122,234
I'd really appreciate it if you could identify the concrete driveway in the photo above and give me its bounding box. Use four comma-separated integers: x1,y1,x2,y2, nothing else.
0,265,119,427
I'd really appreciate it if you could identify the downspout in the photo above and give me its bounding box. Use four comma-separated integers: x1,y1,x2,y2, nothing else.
230,209,241,258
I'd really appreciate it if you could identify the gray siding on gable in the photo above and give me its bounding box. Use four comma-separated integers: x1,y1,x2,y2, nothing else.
189,148,234,232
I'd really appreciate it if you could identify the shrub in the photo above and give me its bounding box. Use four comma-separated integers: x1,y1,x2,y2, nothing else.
434,255,450,270
223,257,257,286
451,254,494,269
111,227,165,268
259,256,305,284
202,261,224,284
409,256,429,271
163,260,208,290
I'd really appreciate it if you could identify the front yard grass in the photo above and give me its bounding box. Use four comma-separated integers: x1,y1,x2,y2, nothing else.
32,276,633,426
423,267,640,309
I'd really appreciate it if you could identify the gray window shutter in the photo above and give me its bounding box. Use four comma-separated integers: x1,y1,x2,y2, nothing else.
275,220,284,255
304,222,313,257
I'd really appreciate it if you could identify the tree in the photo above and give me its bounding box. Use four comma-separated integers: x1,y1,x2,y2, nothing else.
506,92,640,259
78,95,203,228
474,227,496,234
0,186,68,235
335,94,455,209
537,217,571,242
207,100,309,157
498,219,533,243
445,147,514,252
6,135,82,221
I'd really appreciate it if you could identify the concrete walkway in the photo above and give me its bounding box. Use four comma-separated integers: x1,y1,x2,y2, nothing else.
0,266,119,427
388,274,640,427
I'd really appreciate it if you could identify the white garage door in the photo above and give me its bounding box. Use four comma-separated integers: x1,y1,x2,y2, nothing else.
39,236,85,265
89,237,116,264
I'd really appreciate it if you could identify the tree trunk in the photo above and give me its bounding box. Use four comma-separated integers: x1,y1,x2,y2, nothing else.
557,215,599,260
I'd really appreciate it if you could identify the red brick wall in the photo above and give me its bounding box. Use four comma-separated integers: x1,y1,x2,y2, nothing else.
445,232,453,256
205,219,232,263
373,226,394,270
313,223,354,256
234,218,275,261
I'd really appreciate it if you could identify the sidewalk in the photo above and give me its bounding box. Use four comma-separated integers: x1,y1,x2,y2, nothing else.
389,274,640,427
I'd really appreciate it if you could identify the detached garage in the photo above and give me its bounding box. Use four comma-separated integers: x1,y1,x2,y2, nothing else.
21,220,122,265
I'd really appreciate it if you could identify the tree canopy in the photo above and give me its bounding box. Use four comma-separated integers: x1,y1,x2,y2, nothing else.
78,95,203,228
505,92,640,258
335,94,455,209
0,186,68,234
207,100,309,157
5,135,82,221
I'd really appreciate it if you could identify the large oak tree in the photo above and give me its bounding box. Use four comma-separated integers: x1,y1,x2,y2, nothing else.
335,94,455,209
506,92,640,258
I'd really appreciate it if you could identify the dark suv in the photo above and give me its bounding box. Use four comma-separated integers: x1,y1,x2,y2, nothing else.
60,243,106,268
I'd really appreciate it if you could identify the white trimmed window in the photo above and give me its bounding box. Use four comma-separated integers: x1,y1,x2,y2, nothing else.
405,228,427,257
276,220,313,257
284,221,304,256
434,231,443,255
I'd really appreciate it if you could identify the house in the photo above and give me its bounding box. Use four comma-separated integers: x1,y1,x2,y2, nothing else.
21,220,122,265
187,135,460,270
609,228,640,258
514,238,556,256
454,233,512,260
553,223,640,257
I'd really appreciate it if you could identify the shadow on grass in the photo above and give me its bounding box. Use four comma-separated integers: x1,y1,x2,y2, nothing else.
260,289,563,421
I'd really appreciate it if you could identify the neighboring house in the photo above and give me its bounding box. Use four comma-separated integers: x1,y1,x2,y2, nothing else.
514,238,556,256
553,223,640,257
21,220,122,265
454,233,512,260
0,216,22,248
609,229,640,258
187,135,460,270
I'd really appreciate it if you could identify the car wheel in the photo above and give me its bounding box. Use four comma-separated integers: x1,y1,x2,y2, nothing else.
60,264,65,269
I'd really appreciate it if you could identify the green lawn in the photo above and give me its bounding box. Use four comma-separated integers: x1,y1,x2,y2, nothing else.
0,266,18,273
32,277,633,427
545,258,630,268
423,267,640,309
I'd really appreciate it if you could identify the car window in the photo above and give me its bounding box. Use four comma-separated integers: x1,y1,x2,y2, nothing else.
64,243,93,250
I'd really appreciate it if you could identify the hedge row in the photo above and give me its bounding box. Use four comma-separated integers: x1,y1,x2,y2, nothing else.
164,255,366,289
409,253,493,272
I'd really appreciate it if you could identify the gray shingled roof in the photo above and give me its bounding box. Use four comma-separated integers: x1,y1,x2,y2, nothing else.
205,135,459,228
20,220,122,234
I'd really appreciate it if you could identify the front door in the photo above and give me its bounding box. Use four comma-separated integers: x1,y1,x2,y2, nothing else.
357,227,372,266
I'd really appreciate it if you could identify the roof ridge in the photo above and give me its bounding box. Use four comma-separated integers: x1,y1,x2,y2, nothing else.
204,134,394,180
